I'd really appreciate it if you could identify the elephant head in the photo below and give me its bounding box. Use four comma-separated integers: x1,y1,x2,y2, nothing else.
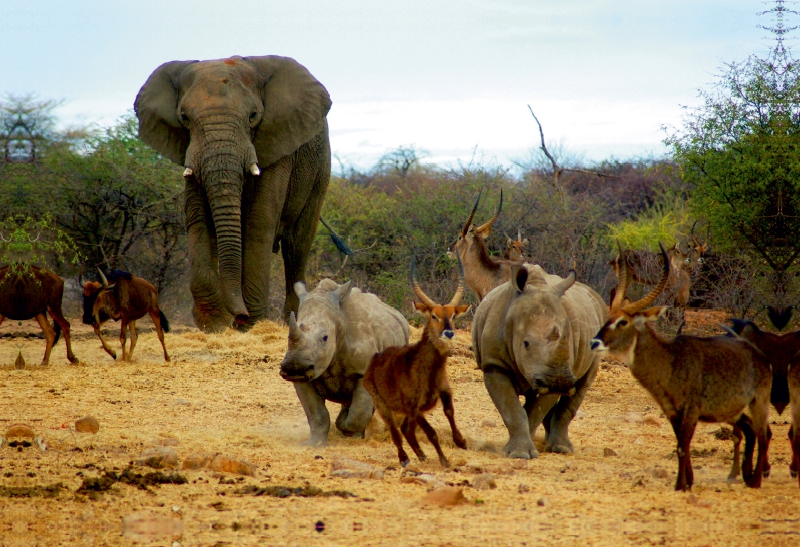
135,56,331,324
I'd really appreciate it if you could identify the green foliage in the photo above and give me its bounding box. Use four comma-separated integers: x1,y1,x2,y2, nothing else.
606,211,683,251
0,215,82,277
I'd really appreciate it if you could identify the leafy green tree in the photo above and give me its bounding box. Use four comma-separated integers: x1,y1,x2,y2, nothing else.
667,2,800,305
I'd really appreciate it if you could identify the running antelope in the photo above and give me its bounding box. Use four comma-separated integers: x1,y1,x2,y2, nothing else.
364,252,469,468
591,244,772,491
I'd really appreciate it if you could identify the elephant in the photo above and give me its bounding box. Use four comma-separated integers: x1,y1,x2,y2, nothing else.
135,55,331,332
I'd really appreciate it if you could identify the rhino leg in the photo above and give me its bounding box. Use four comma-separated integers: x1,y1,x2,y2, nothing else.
544,356,599,453
523,391,560,439
294,382,330,447
334,379,374,438
484,367,538,459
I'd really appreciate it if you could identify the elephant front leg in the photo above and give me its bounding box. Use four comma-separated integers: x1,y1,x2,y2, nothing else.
544,357,599,454
483,367,538,459
334,379,374,438
185,180,232,333
294,382,331,447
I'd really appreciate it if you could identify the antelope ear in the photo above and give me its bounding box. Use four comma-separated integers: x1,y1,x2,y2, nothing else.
454,305,471,317
135,60,197,165
243,56,331,168
633,307,667,330
413,301,430,314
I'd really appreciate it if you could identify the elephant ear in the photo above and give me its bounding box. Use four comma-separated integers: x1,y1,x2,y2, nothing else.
243,56,331,168
134,60,198,165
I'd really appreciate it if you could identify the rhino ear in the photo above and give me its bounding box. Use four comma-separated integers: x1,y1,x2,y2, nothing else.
333,280,353,304
134,60,197,165
511,264,528,294
294,282,308,301
243,56,331,168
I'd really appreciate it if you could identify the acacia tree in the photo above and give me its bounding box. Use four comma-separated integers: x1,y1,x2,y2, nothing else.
667,1,800,309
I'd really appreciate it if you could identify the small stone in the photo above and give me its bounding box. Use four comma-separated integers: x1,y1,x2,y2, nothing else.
182,453,215,470
172,399,191,406
472,473,497,490
136,446,179,470
510,459,528,470
652,468,668,479
464,461,485,474
485,463,514,475
537,496,549,507
420,486,467,506
121,512,184,541
624,412,644,423
687,494,713,508
518,483,530,493
35,437,47,452
481,419,497,428
400,473,445,489
643,414,662,426
6,423,35,439
75,416,100,434
575,410,585,419
171,506,181,514
634,438,644,445
603,448,618,457
208,454,256,476
329,458,384,480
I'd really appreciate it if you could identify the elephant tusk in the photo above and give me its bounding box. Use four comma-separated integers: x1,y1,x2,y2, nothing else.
183,167,193,177
249,164,260,176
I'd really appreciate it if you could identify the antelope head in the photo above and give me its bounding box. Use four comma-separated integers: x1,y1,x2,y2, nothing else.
448,189,503,259
412,249,470,340
591,242,670,364
687,220,709,268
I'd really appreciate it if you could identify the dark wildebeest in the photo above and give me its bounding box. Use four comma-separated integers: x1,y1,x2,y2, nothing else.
82,269,170,362
0,264,79,366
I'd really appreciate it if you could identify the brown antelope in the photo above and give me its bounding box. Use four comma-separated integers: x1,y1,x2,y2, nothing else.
591,244,772,491
363,252,469,467
503,229,529,262
728,319,800,485
0,264,79,366
83,269,170,362
448,189,518,301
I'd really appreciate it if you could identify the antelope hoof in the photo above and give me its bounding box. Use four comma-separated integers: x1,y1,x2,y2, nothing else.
792,469,798,479
453,433,467,450
401,459,411,468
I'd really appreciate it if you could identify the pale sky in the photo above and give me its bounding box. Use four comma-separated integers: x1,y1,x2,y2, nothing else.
1,1,771,170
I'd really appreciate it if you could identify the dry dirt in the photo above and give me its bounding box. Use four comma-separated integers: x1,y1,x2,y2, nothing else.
0,310,798,547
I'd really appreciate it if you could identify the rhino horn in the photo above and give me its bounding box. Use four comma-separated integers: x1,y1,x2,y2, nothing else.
288,312,301,339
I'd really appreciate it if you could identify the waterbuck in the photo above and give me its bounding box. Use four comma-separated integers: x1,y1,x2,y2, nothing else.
83,269,170,362
0,264,79,366
591,244,772,491
364,252,469,467
448,189,519,301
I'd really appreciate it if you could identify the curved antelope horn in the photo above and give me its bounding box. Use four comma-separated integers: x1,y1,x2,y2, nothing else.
475,189,503,233
622,242,670,314
517,227,521,242
410,255,437,308
461,188,483,236
610,241,629,312
447,248,466,306
690,220,700,247
97,268,112,290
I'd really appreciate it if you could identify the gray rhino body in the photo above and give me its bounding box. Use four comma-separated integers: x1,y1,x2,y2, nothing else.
280,279,409,446
472,264,606,458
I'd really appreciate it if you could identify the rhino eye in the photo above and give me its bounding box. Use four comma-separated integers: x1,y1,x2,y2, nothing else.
524,340,529,349
322,335,328,342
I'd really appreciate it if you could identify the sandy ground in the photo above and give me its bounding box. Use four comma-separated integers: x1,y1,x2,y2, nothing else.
0,310,798,547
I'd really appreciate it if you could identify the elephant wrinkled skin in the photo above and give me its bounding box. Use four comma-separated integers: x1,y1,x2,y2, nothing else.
280,279,410,447
135,55,331,331
472,264,606,459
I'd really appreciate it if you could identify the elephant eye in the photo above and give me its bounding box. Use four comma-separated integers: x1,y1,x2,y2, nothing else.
180,111,189,124
249,111,259,123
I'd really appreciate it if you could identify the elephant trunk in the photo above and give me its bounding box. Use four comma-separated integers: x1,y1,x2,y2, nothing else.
195,127,252,325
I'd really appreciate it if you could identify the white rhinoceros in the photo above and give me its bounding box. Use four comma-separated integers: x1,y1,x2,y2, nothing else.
280,279,409,446
472,264,606,459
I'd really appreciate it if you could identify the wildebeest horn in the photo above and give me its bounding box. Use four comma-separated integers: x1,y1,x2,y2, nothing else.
610,240,629,312
410,255,437,308
97,268,114,290
623,242,670,314
475,189,503,233
447,248,466,306
461,188,483,236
